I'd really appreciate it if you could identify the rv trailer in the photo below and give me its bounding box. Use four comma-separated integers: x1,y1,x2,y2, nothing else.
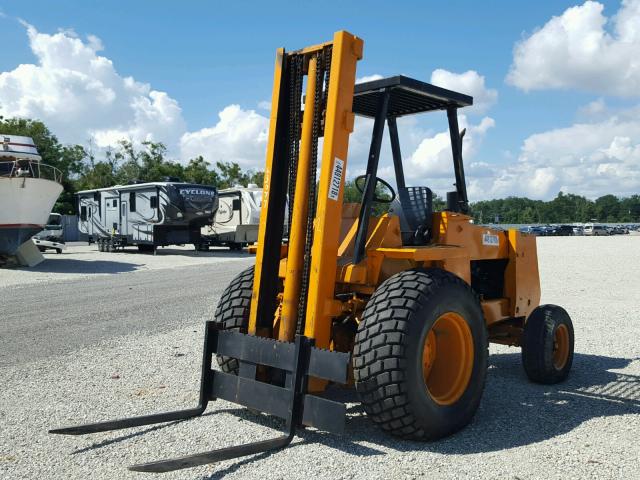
201,185,262,250
77,182,218,252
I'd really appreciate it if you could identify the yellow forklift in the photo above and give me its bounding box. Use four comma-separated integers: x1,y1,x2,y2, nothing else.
51,31,574,472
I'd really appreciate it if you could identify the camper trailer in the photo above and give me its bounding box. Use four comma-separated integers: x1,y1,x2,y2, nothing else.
201,185,268,250
77,182,218,252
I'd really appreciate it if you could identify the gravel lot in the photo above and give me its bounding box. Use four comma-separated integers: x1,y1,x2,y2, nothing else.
0,243,250,288
1,237,639,479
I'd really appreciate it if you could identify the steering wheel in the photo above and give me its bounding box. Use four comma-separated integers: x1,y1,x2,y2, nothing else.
354,175,396,204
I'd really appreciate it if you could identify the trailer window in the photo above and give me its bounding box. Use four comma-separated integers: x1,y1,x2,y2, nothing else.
232,198,241,211
129,192,136,212
150,195,158,208
112,199,118,208
80,205,87,221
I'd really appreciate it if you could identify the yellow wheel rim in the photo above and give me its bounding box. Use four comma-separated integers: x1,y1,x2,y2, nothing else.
422,311,474,406
552,324,570,370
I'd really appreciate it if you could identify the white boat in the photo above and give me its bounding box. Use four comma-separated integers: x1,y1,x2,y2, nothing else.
0,134,63,256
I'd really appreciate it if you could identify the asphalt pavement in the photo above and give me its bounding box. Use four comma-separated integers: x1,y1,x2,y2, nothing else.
0,256,252,367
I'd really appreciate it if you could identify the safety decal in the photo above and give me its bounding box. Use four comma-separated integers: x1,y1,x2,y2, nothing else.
482,233,499,246
328,158,344,201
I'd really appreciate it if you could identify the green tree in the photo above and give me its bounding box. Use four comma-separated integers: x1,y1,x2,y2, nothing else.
594,194,620,222
184,156,220,185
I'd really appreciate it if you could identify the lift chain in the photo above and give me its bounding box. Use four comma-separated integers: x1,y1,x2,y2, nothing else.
287,55,304,236
296,48,330,335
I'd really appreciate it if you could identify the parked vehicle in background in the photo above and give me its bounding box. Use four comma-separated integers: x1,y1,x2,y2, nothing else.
572,225,584,235
77,182,218,252
519,226,545,236
611,226,629,235
200,185,263,251
554,225,574,236
32,213,65,253
584,223,609,236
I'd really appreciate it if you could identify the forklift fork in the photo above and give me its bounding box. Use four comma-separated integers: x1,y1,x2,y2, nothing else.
50,321,350,472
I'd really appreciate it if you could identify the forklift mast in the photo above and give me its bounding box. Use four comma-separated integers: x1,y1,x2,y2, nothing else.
250,31,364,350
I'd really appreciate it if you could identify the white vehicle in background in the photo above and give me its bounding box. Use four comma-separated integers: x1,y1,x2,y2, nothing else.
33,213,66,254
584,223,609,236
572,223,584,235
200,185,263,250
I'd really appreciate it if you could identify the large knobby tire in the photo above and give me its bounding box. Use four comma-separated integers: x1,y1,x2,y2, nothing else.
353,268,488,440
214,266,254,374
522,304,574,384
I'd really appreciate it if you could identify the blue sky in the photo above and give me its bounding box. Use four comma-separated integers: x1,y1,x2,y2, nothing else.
0,0,638,200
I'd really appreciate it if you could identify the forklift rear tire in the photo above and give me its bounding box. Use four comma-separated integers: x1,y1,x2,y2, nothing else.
353,268,488,440
521,305,574,384
214,266,254,374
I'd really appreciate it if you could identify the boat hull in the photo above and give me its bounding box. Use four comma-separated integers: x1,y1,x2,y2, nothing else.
0,177,63,255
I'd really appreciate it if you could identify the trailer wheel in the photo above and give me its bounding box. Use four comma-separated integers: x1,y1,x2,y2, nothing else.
214,266,255,374
56,248,62,254
353,268,488,440
521,305,574,384
195,242,209,252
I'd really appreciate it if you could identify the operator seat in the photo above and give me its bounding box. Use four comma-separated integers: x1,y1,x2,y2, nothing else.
389,186,433,246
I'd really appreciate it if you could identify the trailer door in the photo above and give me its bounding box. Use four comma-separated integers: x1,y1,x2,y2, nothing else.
121,200,128,236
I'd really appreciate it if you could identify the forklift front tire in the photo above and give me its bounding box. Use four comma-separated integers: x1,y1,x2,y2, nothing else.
353,268,488,440
521,305,574,384
214,266,255,374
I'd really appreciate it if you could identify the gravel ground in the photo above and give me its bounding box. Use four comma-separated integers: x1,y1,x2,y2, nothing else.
1,236,639,479
1,243,249,288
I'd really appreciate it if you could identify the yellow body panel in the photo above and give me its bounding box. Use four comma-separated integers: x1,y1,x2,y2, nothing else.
504,230,541,318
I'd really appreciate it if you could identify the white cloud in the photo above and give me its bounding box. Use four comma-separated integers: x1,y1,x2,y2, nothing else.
0,22,274,170
430,69,498,114
257,100,271,111
0,22,185,149
406,115,495,192
471,105,640,200
346,70,498,196
355,74,383,84
180,105,269,169
507,0,640,96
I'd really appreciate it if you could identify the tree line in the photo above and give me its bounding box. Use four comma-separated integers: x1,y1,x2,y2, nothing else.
2,117,638,223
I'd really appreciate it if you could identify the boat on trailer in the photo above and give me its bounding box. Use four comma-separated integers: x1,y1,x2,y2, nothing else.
0,135,63,257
